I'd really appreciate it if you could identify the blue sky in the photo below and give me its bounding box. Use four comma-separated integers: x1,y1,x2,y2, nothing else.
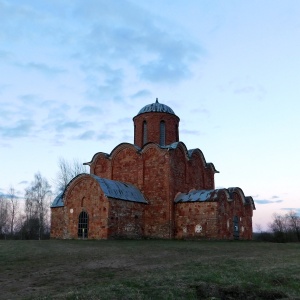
1,0,300,230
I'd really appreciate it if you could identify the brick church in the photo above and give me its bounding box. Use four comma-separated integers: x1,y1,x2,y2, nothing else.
51,99,255,240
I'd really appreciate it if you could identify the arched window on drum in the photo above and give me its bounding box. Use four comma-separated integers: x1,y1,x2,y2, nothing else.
160,121,165,146
143,121,147,145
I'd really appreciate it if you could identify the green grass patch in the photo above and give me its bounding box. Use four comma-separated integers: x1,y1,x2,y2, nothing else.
0,240,299,299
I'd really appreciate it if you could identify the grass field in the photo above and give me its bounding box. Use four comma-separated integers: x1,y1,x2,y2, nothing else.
0,240,299,299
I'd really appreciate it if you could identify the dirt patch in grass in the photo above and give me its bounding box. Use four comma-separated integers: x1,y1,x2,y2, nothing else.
193,282,289,300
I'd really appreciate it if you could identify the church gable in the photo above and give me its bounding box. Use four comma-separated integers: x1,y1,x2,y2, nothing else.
91,153,111,178
110,144,141,184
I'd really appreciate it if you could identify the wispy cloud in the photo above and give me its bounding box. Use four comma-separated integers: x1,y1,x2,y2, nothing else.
191,108,210,115
180,129,203,136
0,120,35,138
18,181,28,185
79,106,102,115
131,89,152,99
19,94,40,105
72,0,202,96
0,50,12,59
15,62,65,76
219,77,267,101
55,121,90,132
0,84,10,94
281,208,300,215
75,130,95,140
97,132,115,141
0,0,204,146
255,199,284,205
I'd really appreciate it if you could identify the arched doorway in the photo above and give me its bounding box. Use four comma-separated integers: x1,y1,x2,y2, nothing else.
78,211,89,238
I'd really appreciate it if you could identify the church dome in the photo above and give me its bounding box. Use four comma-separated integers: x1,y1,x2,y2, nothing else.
137,98,175,116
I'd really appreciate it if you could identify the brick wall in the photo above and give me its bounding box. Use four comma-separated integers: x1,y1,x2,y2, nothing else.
175,202,218,239
62,175,109,239
217,191,253,240
52,140,253,240
108,199,145,238
89,142,219,239
50,207,66,239
142,145,172,238
175,189,254,240
133,112,180,147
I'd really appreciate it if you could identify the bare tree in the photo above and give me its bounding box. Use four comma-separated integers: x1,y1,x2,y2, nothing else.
269,213,289,242
269,211,300,242
286,210,300,241
24,172,52,239
7,186,19,235
55,157,87,193
270,213,288,233
0,195,9,237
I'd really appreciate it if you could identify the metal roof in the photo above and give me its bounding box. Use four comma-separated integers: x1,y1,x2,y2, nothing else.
51,174,148,208
175,188,255,209
175,189,219,203
51,192,64,208
91,175,148,203
137,98,176,116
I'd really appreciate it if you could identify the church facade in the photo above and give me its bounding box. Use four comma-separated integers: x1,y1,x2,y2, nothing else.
51,99,255,240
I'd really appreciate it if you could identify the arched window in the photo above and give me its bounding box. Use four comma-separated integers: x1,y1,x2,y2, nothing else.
143,121,147,145
175,124,179,141
78,211,89,238
160,121,165,146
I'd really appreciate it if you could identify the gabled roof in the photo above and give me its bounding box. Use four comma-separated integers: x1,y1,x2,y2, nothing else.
50,174,147,208
91,175,147,203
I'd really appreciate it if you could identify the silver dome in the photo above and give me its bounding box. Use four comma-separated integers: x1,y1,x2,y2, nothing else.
137,98,175,115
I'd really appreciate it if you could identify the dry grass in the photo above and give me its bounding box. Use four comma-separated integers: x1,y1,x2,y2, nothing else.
0,239,299,299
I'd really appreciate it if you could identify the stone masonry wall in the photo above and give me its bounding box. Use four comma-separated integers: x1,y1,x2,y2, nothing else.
169,146,215,209
175,202,218,239
142,145,172,238
63,175,109,239
133,112,179,147
175,189,254,240
108,199,145,238
111,145,141,186
217,191,253,240
50,207,66,239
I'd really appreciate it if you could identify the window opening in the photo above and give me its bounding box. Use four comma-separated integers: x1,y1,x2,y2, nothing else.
143,121,147,144
233,216,239,240
160,121,166,146
78,211,89,238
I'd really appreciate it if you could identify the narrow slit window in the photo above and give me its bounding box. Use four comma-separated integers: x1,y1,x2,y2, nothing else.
160,121,166,146
143,121,147,145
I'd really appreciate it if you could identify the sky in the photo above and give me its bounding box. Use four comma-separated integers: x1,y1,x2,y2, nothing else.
1,0,300,230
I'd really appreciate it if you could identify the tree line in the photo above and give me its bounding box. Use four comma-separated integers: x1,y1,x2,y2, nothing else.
0,158,86,240
254,211,300,242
